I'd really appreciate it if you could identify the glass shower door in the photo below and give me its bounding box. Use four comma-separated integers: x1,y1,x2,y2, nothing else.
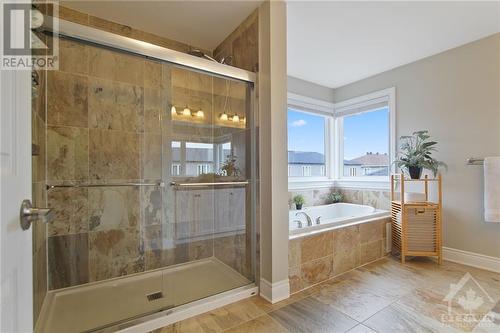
165,66,255,307
35,34,255,333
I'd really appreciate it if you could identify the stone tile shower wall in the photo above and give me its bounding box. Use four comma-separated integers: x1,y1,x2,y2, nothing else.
34,3,260,298
45,40,168,289
213,9,259,281
44,43,256,290
288,218,390,294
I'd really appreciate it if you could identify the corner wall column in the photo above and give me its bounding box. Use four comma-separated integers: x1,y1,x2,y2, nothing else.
258,0,290,303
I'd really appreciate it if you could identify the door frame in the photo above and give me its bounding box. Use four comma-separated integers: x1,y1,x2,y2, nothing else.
0,67,34,331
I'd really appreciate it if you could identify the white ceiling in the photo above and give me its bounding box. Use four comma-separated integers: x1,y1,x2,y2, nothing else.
62,0,262,50
287,1,500,88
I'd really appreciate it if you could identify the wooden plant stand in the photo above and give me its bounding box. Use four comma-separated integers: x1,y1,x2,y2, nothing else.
390,174,442,264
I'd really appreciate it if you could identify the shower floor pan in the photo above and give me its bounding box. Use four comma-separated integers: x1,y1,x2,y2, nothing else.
36,258,251,333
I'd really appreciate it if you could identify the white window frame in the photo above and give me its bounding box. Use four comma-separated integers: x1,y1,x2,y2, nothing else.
334,87,396,189
171,163,181,176
287,88,396,190
287,93,334,189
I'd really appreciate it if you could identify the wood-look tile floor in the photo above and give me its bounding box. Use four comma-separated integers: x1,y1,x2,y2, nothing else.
151,256,500,333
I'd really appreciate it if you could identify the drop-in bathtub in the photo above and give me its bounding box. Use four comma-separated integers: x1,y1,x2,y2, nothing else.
289,203,390,238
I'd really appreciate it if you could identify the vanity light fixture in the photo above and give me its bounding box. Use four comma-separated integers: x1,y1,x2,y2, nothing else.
182,107,191,116
220,113,228,121
196,110,204,118
171,106,177,116
232,114,240,123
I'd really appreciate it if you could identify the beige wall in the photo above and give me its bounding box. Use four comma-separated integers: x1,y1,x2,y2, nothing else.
334,33,500,258
288,76,334,103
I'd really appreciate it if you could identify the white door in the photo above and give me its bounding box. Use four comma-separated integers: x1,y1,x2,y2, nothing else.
0,66,33,331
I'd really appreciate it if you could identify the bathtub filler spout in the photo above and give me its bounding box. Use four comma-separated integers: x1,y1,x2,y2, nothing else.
296,211,313,227
316,216,322,225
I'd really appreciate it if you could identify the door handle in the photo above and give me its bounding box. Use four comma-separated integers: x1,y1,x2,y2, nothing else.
19,199,54,230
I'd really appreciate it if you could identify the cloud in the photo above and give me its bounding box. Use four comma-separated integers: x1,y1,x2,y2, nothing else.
290,119,307,127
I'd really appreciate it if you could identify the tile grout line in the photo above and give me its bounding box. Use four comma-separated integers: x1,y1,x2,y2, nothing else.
290,254,391,297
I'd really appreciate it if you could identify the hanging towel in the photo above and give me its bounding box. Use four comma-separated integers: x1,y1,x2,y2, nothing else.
484,157,500,222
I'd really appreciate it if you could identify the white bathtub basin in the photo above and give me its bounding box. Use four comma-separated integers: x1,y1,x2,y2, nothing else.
289,203,389,238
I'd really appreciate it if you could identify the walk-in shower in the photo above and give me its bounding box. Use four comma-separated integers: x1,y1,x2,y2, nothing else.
33,19,257,333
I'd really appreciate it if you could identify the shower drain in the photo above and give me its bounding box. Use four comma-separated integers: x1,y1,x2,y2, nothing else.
146,291,163,301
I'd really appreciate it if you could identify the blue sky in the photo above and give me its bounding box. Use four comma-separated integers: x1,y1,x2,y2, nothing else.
287,107,389,160
287,109,325,154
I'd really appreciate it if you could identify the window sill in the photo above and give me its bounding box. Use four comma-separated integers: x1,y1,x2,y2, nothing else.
288,178,390,191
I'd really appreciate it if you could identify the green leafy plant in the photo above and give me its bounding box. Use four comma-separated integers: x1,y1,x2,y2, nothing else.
220,154,241,177
327,192,343,204
394,130,446,178
292,195,305,206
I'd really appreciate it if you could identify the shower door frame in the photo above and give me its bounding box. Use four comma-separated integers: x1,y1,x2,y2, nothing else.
39,17,259,332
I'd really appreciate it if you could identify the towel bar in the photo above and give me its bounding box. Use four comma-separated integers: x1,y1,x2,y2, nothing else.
467,158,484,165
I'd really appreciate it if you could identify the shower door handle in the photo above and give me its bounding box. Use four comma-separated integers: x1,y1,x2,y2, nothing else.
19,199,54,230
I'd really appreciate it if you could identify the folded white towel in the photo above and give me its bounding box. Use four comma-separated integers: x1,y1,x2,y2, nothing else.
484,157,500,222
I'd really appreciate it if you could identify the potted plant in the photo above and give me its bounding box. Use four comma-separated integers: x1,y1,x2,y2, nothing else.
327,192,343,204
220,154,241,178
394,130,446,179
292,195,305,210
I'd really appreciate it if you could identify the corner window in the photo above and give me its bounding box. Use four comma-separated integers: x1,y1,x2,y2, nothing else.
287,88,395,189
287,109,328,178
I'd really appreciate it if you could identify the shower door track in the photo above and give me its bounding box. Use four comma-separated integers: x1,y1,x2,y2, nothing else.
41,18,257,84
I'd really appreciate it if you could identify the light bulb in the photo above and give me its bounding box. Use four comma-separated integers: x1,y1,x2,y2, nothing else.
232,114,240,123
196,110,204,118
220,113,228,121
171,106,177,115
183,107,191,116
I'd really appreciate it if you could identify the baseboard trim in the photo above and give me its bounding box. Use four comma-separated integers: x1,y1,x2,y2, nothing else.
443,247,500,273
259,278,290,303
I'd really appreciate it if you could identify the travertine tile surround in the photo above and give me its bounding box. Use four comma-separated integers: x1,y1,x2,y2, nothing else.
288,218,390,294
37,0,259,296
44,39,256,289
288,187,391,210
287,186,391,294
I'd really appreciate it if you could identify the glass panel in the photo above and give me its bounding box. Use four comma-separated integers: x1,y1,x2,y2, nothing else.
167,68,254,308
342,107,390,177
38,36,255,332
287,109,327,177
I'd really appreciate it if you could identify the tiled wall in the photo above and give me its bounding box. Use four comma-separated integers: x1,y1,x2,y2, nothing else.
44,40,256,290
34,1,260,307
288,187,391,210
288,188,336,208
213,9,259,72
288,217,390,294
336,188,391,210
44,40,167,289
213,9,259,282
